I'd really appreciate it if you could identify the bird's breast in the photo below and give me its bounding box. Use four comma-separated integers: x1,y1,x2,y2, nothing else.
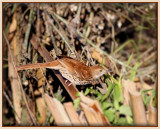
59,66,93,85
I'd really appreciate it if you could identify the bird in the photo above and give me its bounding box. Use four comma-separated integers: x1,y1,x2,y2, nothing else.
16,56,111,86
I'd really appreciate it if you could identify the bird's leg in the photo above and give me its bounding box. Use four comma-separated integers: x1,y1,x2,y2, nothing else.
65,80,68,84
65,80,73,87
91,80,98,85
68,82,73,87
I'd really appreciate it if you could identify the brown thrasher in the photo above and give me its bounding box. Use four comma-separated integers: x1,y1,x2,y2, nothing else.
17,56,110,86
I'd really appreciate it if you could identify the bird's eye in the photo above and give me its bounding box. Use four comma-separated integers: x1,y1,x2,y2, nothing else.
100,70,102,72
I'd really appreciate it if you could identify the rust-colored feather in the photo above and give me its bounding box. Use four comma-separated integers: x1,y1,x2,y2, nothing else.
16,56,109,85
16,60,60,71
57,58,92,80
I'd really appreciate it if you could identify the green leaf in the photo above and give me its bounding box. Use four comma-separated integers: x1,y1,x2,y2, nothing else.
142,94,151,107
111,76,119,85
49,116,54,123
113,84,121,110
73,97,81,110
96,92,103,100
119,105,132,116
101,101,112,110
84,88,91,96
151,89,156,97
117,117,126,125
76,92,80,97
126,116,133,124
101,79,115,102
151,89,157,107
113,99,119,110
114,40,132,54
141,89,153,107
130,62,141,81
141,89,153,94
119,93,124,104
104,109,115,122
57,95,63,101
127,53,133,66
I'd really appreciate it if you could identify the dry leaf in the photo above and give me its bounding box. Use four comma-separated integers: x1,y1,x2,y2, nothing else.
35,69,47,124
64,102,82,125
148,105,157,126
79,92,110,126
44,94,71,126
122,79,138,105
8,50,22,124
9,13,17,33
129,89,147,125
91,48,112,68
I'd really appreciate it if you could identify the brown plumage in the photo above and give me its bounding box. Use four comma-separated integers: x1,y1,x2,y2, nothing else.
17,57,110,85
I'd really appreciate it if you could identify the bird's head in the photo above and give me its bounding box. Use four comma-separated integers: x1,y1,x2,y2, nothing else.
90,66,111,79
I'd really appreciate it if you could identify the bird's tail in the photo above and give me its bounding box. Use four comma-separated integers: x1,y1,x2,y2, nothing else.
16,60,60,71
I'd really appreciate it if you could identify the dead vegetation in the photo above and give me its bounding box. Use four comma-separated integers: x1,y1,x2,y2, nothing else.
3,3,157,126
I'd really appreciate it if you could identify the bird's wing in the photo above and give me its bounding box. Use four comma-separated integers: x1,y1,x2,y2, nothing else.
58,58,92,80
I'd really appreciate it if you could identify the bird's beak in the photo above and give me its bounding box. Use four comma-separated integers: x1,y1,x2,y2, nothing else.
106,70,112,73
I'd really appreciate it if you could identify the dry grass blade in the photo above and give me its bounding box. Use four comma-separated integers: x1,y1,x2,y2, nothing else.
64,102,82,126
3,32,38,125
7,15,21,124
35,69,47,125
3,90,21,123
80,102,99,125
148,105,157,126
43,94,71,126
79,92,110,126
8,48,22,124
122,79,137,105
128,86,147,125
123,79,147,126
